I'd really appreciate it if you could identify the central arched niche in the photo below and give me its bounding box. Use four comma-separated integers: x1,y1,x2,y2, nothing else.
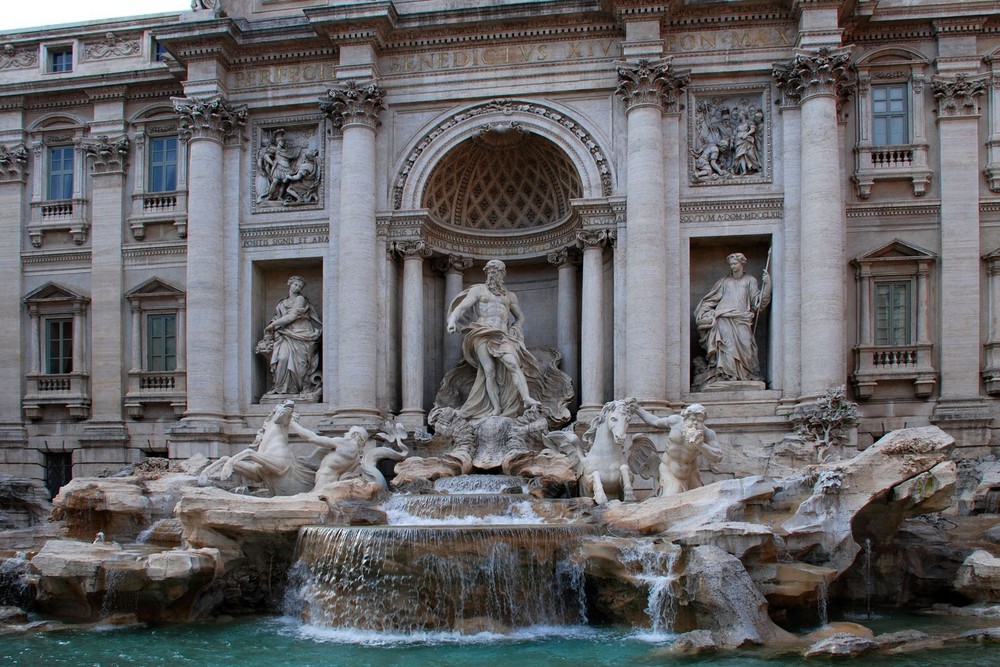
421,126,583,232
417,127,587,411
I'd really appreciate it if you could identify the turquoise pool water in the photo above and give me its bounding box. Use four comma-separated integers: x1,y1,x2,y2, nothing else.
1,614,998,667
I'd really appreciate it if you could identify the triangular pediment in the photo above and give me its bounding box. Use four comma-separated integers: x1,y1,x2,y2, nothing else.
125,277,184,300
23,281,89,304
855,239,936,263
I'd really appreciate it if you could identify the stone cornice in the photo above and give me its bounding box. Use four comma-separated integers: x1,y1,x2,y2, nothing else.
932,73,987,118
172,94,248,143
154,19,243,65
932,17,988,36
1,70,178,102
320,80,386,130
615,58,689,112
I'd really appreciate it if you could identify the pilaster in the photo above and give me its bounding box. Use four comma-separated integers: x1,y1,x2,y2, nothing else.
0,141,27,438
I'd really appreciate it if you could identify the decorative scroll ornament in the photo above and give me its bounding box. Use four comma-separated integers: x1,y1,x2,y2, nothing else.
0,44,37,70
547,248,569,266
0,144,28,182
86,136,129,174
319,80,385,130
615,58,689,112
391,239,432,259
772,46,854,106
932,73,987,118
84,32,140,60
172,95,248,142
576,229,610,249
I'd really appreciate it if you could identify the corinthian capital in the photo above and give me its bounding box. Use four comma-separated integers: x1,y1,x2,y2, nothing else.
393,240,431,259
576,229,610,249
86,135,129,174
320,80,386,130
172,95,248,143
615,58,689,112
0,143,28,183
772,46,854,105
932,74,987,118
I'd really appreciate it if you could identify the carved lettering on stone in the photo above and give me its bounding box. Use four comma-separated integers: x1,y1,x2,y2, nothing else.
253,124,323,210
689,88,770,185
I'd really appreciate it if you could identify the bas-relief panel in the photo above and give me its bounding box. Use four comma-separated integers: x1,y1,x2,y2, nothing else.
251,119,325,213
688,85,772,186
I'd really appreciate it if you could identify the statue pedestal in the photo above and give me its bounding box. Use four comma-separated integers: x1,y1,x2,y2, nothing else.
701,380,766,392
260,391,320,405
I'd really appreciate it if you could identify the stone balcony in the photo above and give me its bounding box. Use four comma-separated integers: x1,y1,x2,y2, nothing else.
23,372,90,420
851,343,936,399
853,144,932,199
28,198,89,247
124,370,187,419
128,190,188,240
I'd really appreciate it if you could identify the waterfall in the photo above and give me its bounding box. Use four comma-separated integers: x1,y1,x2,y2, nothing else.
287,524,592,633
863,537,873,620
136,519,166,544
381,494,580,525
434,475,528,494
619,540,680,635
817,579,829,627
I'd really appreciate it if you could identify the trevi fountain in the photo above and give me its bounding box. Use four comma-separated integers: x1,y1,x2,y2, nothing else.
3,259,1000,665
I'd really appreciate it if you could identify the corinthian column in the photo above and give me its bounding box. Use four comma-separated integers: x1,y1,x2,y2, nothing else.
773,48,852,399
0,143,27,435
395,240,431,427
172,95,247,420
575,231,609,413
547,248,579,408
321,81,385,423
441,255,472,373
616,59,687,407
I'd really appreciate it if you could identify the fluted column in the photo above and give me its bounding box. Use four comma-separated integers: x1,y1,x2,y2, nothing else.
576,230,610,413
396,240,431,427
0,143,27,429
774,48,852,399
172,95,247,420
616,59,687,407
441,255,472,373
933,74,987,400
547,248,579,408
321,80,385,423
86,134,129,422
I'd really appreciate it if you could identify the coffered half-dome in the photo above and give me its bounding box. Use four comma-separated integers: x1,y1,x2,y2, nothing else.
422,126,583,232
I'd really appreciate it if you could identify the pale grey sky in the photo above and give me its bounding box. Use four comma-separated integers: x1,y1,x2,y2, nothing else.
3,1,192,32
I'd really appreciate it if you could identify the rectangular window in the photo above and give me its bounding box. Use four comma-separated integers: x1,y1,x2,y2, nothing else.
872,84,908,146
148,136,178,192
44,452,73,499
874,281,911,346
147,313,177,372
48,146,74,200
45,317,73,374
47,47,73,73
154,41,169,62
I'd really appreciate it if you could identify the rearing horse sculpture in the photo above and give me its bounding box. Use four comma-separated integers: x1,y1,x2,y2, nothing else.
543,398,637,505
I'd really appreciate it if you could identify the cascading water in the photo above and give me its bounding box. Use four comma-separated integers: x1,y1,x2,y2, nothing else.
285,477,594,634
619,540,681,635
863,537,873,620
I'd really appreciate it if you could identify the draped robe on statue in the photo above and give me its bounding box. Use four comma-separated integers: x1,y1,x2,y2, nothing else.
269,296,322,395
695,272,768,382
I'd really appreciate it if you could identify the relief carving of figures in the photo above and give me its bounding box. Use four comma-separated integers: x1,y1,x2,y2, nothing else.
84,32,140,60
0,44,37,70
693,252,772,390
254,127,321,207
691,95,765,182
256,276,322,401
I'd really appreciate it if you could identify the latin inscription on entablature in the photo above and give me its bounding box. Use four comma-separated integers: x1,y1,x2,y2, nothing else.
680,198,783,225
383,39,621,74
241,224,329,249
232,63,338,89
665,27,795,54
